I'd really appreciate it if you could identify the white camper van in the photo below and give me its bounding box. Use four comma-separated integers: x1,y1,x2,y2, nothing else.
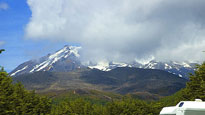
160,99,205,115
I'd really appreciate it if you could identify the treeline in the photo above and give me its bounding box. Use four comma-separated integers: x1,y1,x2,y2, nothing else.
0,69,51,114
51,98,159,115
0,62,204,115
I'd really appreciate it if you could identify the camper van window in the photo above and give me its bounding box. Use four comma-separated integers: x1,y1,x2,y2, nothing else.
178,102,184,107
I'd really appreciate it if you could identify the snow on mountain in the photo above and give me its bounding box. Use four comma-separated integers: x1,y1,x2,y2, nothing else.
10,45,196,78
88,61,110,71
10,66,28,76
142,60,195,78
10,46,82,76
88,60,196,78
29,46,81,73
88,61,129,71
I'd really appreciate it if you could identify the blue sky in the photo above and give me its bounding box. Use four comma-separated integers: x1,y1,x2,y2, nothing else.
0,0,68,72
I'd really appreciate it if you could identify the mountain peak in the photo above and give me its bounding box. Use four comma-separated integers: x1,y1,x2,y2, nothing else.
10,45,82,76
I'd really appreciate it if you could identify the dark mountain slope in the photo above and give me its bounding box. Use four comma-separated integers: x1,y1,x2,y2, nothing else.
13,67,187,97
80,67,187,95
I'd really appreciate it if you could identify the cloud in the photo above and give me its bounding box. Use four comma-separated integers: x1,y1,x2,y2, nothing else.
0,2,9,10
0,41,5,46
25,0,205,63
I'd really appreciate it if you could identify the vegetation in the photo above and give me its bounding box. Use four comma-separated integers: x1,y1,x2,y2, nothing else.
0,49,5,54
182,64,205,100
0,69,51,114
0,61,204,114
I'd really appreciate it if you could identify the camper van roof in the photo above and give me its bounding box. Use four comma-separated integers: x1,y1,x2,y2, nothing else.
176,101,205,109
160,99,205,115
160,106,176,114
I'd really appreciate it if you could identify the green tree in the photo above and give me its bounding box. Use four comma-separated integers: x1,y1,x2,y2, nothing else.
182,63,205,101
0,49,5,54
51,98,96,115
0,70,15,114
105,99,155,115
0,69,52,115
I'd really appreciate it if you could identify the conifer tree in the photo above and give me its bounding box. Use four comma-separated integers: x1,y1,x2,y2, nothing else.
183,63,205,100
0,70,15,114
0,69,52,114
0,49,5,54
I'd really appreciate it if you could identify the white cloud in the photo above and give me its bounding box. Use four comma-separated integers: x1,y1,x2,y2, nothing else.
25,0,205,63
0,41,5,46
0,2,9,10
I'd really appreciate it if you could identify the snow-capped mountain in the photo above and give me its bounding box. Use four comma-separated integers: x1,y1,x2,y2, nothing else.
10,46,83,76
88,60,196,78
10,45,196,78
141,60,196,78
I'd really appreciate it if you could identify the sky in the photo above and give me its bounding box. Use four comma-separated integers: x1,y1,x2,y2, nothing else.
0,0,70,72
1,0,205,72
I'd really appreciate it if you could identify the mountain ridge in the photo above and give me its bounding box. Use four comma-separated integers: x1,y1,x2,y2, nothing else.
10,45,196,78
